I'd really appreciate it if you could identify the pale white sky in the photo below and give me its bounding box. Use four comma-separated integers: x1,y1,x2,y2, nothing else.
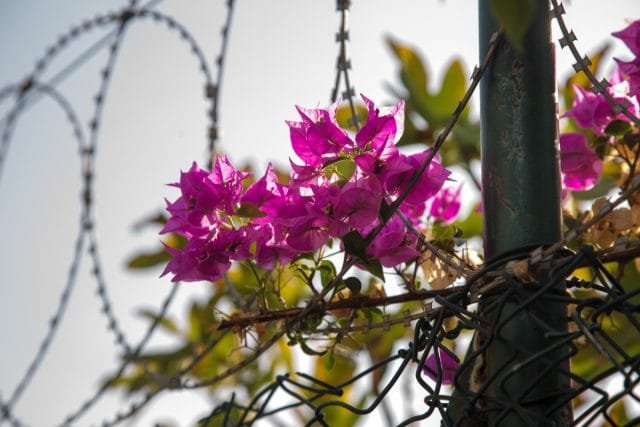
1,1,639,425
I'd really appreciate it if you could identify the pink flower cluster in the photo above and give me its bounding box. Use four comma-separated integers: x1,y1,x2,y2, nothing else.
613,19,640,97
559,20,640,192
161,96,455,282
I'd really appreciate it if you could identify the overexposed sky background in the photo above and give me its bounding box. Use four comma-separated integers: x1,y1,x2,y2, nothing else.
1,1,639,425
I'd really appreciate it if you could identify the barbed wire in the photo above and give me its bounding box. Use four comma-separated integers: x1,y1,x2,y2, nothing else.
330,0,359,128
206,0,236,170
0,1,226,425
84,13,136,357
550,0,640,127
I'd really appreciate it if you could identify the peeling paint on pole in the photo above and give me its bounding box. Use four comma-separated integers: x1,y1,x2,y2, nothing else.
480,0,562,260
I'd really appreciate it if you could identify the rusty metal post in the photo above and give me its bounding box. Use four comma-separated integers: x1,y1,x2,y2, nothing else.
446,2,572,425
475,0,573,425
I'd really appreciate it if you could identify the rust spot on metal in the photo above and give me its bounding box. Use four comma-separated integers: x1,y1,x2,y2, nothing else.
509,59,525,101
494,172,516,214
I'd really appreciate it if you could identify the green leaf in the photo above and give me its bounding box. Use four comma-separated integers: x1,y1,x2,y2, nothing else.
318,260,337,288
455,204,483,238
127,247,171,269
386,38,429,95
489,0,536,52
571,175,616,200
379,200,393,222
605,119,632,136
323,348,336,371
362,258,385,281
342,230,386,281
432,224,456,241
131,211,167,232
324,158,356,183
235,203,266,218
343,277,362,294
607,400,630,426
342,230,368,261
425,59,468,124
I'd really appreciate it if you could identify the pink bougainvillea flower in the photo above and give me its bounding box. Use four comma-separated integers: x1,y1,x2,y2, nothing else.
285,215,332,253
430,185,463,224
209,155,251,212
334,177,382,231
612,19,640,56
161,237,231,283
559,133,603,191
249,221,297,269
175,161,219,211
356,94,404,155
400,201,427,225
423,348,460,385
287,102,353,167
563,85,617,135
161,196,215,238
241,163,286,212
162,97,457,281
384,150,450,207
614,57,640,96
367,217,419,267
161,162,222,237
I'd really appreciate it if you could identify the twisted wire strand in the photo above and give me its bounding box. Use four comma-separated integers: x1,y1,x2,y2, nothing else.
330,0,359,128
206,0,236,169
1,2,214,424
73,3,235,425
82,16,136,357
0,11,126,185
79,5,216,354
550,0,640,126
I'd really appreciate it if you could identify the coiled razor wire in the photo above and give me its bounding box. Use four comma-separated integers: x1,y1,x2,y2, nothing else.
0,0,232,425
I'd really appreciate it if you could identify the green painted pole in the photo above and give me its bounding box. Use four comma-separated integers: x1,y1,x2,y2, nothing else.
447,2,572,425
480,3,561,256
476,1,572,425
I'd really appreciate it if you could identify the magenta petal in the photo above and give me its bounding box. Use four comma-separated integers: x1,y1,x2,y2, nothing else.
430,185,463,224
242,163,286,209
367,218,419,267
385,151,450,206
288,102,354,167
422,348,460,385
286,224,330,253
161,238,230,283
614,58,640,96
559,133,602,191
289,121,322,166
335,178,382,230
564,85,614,135
612,20,640,57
